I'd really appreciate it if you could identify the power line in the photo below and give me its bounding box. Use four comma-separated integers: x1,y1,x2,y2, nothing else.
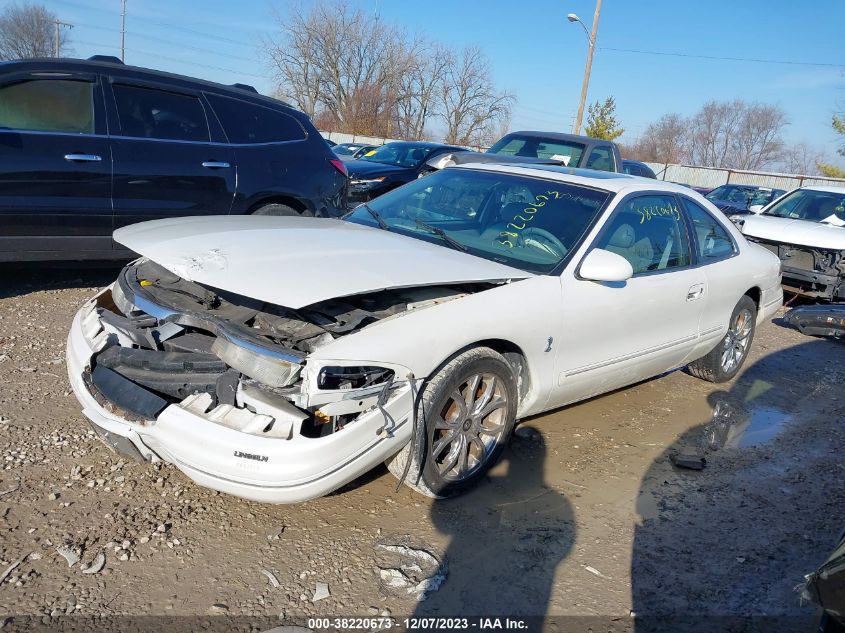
72,39,266,79
600,46,844,68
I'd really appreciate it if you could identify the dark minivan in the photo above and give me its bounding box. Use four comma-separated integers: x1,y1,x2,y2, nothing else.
0,56,347,262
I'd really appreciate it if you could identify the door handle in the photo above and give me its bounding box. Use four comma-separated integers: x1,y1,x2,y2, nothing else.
64,153,102,162
202,161,230,169
687,284,705,301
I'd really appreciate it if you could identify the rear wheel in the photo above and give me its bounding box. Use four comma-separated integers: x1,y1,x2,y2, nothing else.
386,347,517,498
688,295,756,383
251,203,311,217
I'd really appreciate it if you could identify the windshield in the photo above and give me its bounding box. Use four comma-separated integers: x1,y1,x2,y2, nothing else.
333,144,358,156
344,168,611,274
487,134,585,166
360,142,438,168
706,185,782,207
763,189,845,225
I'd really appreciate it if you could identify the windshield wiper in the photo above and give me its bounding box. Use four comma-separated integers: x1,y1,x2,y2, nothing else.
414,219,467,252
362,203,390,231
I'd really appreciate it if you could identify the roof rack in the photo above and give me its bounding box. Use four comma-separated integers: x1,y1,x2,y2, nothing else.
231,83,258,93
88,55,124,64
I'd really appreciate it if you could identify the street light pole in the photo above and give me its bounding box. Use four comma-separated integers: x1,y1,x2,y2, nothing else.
120,0,127,61
570,0,602,135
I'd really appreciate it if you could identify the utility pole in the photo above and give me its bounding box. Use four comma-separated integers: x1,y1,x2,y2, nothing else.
53,18,73,58
571,0,602,135
120,0,127,61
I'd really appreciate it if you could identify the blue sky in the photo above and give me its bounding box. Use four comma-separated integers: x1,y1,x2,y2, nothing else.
18,0,845,164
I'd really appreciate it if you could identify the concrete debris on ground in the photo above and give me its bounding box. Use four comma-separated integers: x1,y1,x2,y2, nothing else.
80,552,106,574
374,541,447,601
55,545,79,568
312,582,330,602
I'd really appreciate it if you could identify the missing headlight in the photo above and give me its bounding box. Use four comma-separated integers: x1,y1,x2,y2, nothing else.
317,366,394,391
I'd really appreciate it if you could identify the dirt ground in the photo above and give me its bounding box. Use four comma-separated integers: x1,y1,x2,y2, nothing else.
0,264,843,630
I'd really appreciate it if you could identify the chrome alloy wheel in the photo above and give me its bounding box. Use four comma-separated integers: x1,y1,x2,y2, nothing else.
721,307,754,373
431,373,509,482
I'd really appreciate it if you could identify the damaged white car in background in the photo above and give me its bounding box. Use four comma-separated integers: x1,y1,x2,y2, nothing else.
67,165,783,503
734,185,845,302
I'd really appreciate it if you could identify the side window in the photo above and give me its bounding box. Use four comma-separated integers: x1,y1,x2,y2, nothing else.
206,94,306,144
112,84,209,142
0,79,94,134
682,199,736,261
585,146,613,171
595,194,691,274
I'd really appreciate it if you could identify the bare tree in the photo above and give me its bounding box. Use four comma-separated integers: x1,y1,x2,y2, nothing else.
732,103,786,170
393,39,450,140
439,45,513,147
629,113,688,164
778,142,826,176
688,100,786,170
0,3,69,60
264,0,412,136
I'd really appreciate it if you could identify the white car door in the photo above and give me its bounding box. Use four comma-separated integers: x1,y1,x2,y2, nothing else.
680,196,747,357
550,192,707,408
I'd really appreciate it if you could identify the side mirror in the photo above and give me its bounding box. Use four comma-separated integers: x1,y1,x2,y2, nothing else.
579,248,634,283
748,204,764,214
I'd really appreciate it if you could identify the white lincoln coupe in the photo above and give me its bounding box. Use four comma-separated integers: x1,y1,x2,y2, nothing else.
67,165,783,502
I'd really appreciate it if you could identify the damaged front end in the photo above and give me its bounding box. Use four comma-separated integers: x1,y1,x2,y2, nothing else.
67,258,486,502
748,237,845,301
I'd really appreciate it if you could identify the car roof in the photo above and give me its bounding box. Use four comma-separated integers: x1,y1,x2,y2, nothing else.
453,162,695,195
801,184,845,194
381,140,464,150
500,130,609,145
0,56,290,108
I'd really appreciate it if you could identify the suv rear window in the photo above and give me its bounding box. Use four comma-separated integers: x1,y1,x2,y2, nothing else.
206,94,306,144
112,84,210,142
0,79,94,134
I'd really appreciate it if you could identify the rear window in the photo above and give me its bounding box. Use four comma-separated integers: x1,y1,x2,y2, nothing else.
113,84,209,142
206,94,306,144
487,134,585,165
0,79,94,134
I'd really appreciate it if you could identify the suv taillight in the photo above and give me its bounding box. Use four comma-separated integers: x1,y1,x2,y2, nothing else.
329,158,348,178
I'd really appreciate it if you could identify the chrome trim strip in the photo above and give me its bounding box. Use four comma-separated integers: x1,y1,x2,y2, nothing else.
116,267,305,364
565,331,702,377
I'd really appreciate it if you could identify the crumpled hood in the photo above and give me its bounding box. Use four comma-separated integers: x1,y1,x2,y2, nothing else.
113,216,532,309
741,214,845,250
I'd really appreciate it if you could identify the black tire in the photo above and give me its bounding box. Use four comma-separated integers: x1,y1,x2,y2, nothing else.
688,295,757,383
251,203,311,217
386,347,518,498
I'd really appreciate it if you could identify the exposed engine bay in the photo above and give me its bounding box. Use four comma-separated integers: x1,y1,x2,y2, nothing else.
82,258,494,442
748,237,845,301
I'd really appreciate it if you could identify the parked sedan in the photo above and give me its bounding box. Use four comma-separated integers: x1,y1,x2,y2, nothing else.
705,184,785,216
67,166,782,503
345,141,464,205
333,142,378,161
738,185,845,301
621,159,657,178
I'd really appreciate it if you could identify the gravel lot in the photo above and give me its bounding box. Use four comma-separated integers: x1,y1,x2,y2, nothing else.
1,264,843,630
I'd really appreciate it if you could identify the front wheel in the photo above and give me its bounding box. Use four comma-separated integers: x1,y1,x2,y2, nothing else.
386,347,518,498
688,295,757,383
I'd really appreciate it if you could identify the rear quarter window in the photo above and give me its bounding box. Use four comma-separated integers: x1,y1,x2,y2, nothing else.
206,94,306,144
0,79,94,134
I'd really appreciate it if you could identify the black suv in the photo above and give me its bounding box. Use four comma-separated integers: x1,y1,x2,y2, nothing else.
0,56,347,262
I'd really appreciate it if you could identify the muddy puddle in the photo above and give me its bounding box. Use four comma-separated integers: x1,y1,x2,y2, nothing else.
704,399,794,450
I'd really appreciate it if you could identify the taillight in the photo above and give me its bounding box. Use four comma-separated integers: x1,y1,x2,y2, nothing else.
329,158,348,177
